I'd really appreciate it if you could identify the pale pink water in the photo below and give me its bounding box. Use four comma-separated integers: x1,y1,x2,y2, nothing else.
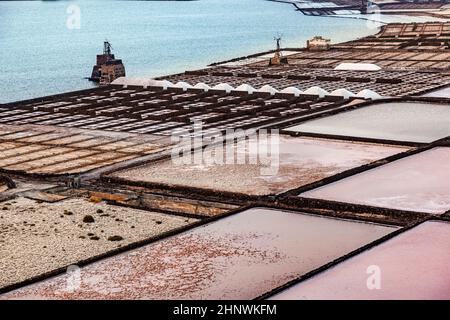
1,208,395,300
301,147,450,214
270,221,450,300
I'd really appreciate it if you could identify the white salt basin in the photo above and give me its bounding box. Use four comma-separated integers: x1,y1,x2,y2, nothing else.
285,102,450,143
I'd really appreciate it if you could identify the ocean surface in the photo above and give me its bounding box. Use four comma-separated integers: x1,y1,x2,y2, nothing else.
1,0,384,103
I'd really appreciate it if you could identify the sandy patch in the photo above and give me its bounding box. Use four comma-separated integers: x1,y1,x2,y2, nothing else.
0,197,198,289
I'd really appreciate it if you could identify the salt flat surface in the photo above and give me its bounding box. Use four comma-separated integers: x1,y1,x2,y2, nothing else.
110,136,407,196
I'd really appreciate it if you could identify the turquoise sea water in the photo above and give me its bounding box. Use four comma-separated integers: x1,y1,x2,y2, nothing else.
0,0,376,103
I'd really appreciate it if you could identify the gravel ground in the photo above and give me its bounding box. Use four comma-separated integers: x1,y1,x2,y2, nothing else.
0,197,198,289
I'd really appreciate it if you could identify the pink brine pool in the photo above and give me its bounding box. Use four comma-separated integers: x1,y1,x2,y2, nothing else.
301,147,450,214
270,221,450,300
0,208,396,300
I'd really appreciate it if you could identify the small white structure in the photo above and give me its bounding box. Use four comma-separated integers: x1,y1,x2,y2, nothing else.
111,77,180,89
280,87,303,97
334,63,381,71
213,83,234,93
193,82,211,92
329,88,356,99
234,84,256,94
356,89,382,100
258,85,279,95
304,86,329,98
111,77,154,88
111,77,132,86
174,81,193,91
157,80,174,90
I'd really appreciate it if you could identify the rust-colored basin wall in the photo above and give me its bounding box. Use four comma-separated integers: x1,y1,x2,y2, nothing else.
270,221,450,300
1,208,396,300
301,147,450,214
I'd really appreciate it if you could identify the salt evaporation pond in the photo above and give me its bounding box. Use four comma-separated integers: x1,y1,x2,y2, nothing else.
108,136,407,196
301,147,450,214
285,102,450,143
1,208,396,300
421,87,450,98
270,221,450,300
